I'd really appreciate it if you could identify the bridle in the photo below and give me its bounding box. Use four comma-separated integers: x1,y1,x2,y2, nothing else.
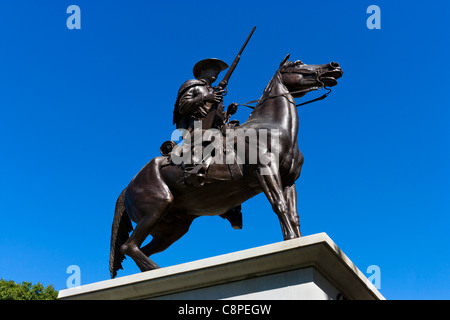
233,66,332,109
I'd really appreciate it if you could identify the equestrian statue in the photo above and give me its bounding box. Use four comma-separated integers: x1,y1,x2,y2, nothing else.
109,27,343,278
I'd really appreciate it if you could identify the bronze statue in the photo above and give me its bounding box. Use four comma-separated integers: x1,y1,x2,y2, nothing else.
109,31,343,278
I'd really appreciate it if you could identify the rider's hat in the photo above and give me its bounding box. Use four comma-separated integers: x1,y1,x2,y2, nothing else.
193,58,228,80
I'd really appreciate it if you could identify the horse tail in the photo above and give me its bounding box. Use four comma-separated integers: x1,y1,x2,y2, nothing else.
109,188,133,278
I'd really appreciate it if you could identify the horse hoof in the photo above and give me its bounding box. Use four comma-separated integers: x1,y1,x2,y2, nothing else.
139,261,160,272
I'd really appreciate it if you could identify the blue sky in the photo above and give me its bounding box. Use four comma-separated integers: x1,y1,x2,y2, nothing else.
0,1,449,299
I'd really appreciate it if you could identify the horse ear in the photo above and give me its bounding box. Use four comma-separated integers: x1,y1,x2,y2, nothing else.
279,54,291,68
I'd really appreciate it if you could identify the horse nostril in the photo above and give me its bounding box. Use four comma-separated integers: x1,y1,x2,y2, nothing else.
330,62,339,68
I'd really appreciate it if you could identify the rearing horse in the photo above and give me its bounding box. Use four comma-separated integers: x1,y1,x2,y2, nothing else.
109,54,343,278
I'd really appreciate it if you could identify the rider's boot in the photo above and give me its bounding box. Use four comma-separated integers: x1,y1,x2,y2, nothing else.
220,205,243,229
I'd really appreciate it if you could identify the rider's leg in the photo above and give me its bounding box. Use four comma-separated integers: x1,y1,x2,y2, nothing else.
219,205,243,229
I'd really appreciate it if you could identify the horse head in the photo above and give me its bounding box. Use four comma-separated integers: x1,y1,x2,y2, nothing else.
278,54,343,98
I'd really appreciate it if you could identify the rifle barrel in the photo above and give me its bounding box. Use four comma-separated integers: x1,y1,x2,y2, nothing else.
237,26,256,56
221,26,256,85
203,27,256,130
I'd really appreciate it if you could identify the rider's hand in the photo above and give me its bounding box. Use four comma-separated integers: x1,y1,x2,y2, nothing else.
204,91,224,103
218,80,228,89
227,102,238,115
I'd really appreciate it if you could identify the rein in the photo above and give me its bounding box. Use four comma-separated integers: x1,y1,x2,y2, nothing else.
237,86,332,109
235,68,332,109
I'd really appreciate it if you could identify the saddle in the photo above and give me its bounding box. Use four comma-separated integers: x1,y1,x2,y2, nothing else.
160,120,243,187
160,121,247,229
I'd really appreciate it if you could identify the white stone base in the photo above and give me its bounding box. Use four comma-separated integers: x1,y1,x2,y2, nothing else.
58,233,384,300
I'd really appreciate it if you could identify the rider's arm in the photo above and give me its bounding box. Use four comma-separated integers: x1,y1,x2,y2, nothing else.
178,86,206,115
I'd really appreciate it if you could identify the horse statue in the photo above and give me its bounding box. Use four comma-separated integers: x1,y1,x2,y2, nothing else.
109,54,343,278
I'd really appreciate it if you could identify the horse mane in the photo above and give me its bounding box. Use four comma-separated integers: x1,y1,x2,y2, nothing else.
253,64,294,111
256,70,282,105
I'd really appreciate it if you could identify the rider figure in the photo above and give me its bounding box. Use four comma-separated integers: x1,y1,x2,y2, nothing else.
172,58,242,229
173,58,237,132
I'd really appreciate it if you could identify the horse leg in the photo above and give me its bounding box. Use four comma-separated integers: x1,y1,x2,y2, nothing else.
121,213,164,271
121,158,173,272
256,165,297,240
283,183,301,237
141,213,196,258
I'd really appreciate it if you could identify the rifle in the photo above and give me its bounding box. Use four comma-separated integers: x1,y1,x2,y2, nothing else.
202,26,256,130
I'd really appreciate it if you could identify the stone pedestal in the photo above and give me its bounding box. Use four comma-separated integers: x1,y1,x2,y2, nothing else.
58,233,384,300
